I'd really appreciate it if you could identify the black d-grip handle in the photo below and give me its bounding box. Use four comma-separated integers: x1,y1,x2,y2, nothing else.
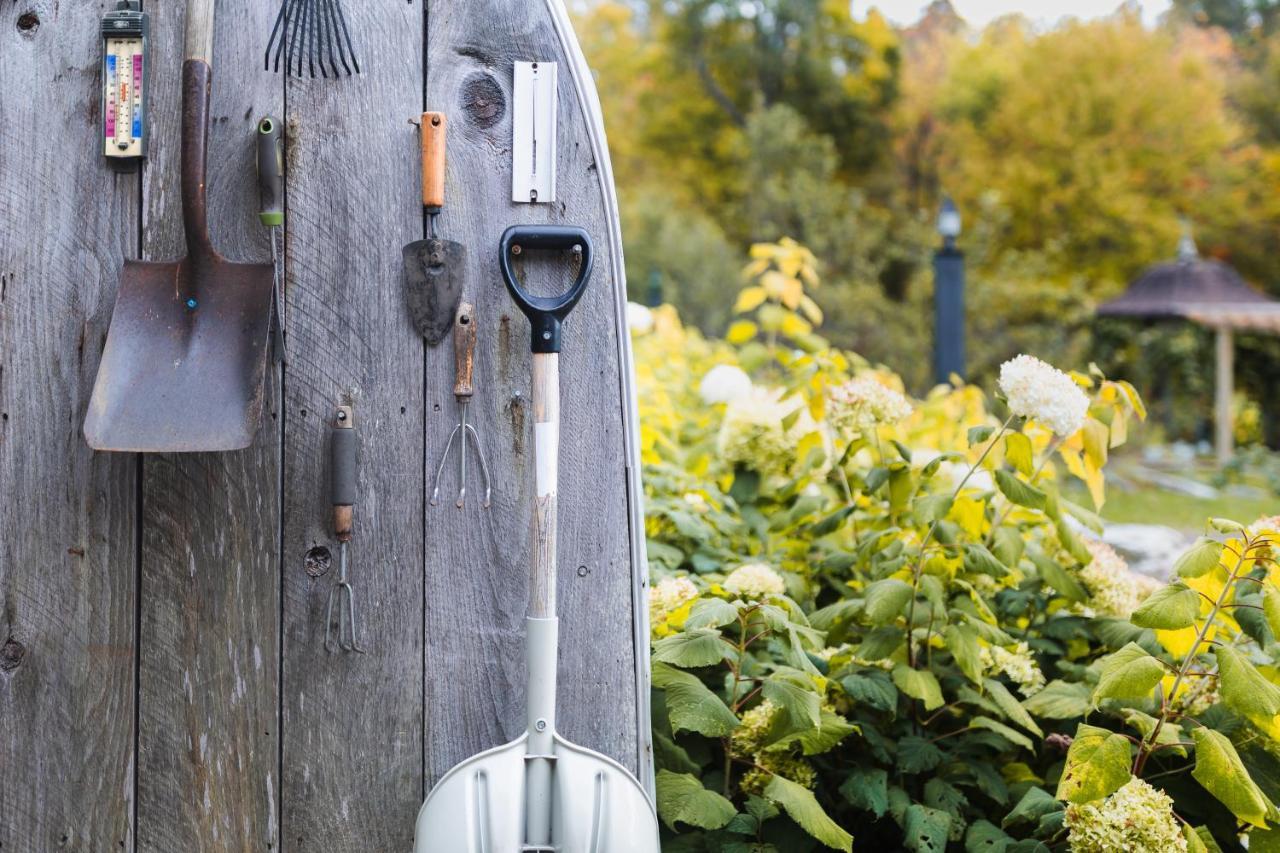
499,225,594,353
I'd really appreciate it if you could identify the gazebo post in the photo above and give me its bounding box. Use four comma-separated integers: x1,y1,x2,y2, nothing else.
1215,324,1234,466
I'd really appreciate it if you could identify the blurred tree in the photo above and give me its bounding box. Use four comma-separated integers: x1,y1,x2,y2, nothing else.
931,14,1245,293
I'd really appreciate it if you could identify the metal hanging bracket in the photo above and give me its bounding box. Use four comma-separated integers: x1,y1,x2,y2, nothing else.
512,61,557,204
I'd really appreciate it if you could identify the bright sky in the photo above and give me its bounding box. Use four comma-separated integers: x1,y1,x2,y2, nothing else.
867,0,1173,29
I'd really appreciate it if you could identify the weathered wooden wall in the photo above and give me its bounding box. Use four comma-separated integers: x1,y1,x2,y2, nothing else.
0,0,650,849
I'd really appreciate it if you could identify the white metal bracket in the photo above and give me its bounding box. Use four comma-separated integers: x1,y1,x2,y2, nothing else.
512,61,557,204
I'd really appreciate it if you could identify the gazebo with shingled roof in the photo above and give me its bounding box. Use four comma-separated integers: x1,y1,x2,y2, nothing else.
1098,234,1280,464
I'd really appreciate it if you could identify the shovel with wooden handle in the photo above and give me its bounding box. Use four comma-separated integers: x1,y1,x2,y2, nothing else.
413,225,659,853
403,112,465,346
84,0,275,452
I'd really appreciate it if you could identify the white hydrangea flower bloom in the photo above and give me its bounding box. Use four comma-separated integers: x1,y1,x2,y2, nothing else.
826,376,913,437
716,388,794,474
699,364,753,405
998,354,1090,436
724,562,786,599
682,491,710,513
979,641,1046,696
648,576,698,626
626,301,654,335
1065,777,1187,853
1078,539,1145,619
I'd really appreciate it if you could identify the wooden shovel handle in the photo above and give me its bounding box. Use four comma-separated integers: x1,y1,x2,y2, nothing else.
421,112,446,210
453,303,476,399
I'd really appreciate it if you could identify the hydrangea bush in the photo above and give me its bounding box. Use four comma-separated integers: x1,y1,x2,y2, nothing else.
634,241,1280,852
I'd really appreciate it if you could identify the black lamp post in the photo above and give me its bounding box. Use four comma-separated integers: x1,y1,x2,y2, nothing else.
933,197,966,384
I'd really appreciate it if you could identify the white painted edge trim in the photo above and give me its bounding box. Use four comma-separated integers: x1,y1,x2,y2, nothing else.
543,0,656,797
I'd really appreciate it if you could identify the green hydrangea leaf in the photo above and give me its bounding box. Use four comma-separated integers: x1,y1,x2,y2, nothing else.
653,628,734,667
1216,645,1280,721
897,735,945,773
915,494,955,525
840,670,898,713
968,425,996,446
1002,786,1062,830
1265,587,1280,640
985,678,1042,737
864,578,914,625
1176,537,1225,579
769,709,857,756
904,803,952,853
1130,581,1201,630
945,623,984,685
652,662,740,737
1192,727,1273,827
764,774,853,851
969,716,1035,751
1021,680,1092,719
655,769,737,831
965,544,1011,578
894,664,945,710
1188,824,1224,852
995,469,1047,510
1248,825,1280,853
1055,724,1132,804
684,597,741,630
839,766,888,818
761,673,822,743
965,819,1014,852
1092,642,1166,704
1028,550,1087,603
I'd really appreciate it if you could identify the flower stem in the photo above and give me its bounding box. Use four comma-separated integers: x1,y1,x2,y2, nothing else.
1134,535,1254,776
906,416,1015,668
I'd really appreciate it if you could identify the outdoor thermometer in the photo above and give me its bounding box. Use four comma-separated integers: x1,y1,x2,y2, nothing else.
101,0,149,169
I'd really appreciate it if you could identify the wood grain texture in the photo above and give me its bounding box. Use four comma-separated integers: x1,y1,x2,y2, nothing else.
135,0,282,850
425,0,645,786
0,1,138,849
1,0,652,845
279,0,425,848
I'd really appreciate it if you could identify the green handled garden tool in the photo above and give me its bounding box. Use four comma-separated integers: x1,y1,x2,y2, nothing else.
413,225,659,853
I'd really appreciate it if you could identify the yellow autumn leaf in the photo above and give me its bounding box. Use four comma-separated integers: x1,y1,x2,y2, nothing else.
733,285,768,313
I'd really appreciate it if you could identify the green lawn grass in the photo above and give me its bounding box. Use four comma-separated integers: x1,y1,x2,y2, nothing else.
1076,487,1274,531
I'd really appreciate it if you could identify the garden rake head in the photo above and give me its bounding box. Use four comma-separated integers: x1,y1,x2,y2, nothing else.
265,0,360,79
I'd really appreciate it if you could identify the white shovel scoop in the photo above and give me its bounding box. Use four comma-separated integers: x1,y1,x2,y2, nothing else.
414,225,660,852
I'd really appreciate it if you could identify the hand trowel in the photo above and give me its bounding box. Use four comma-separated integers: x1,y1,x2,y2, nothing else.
403,112,465,346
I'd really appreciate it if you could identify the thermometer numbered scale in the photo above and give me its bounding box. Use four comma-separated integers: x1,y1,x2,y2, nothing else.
101,0,148,169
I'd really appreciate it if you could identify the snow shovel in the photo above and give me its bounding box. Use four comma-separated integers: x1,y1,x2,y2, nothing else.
84,0,275,452
413,225,660,853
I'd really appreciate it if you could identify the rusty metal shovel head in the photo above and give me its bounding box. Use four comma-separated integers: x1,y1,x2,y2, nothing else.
83,59,275,453
84,256,274,452
403,236,465,346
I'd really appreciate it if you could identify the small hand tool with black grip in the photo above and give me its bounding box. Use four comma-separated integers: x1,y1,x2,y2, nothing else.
325,406,365,653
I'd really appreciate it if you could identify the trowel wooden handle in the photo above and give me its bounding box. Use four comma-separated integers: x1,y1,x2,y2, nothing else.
421,112,446,210
453,303,476,399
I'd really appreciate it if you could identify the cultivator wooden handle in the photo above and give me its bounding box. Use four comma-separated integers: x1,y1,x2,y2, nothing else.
452,303,476,400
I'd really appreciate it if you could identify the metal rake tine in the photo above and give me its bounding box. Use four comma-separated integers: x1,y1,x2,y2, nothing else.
463,422,492,508
331,0,360,74
315,0,331,78
299,0,313,78
430,425,462,507
285,0,305,77
307,0,319,79
271,0,297,73
265,0,287,71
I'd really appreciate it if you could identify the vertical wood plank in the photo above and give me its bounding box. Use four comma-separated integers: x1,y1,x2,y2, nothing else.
278,1,425,849
134,0,282,849
424,0,645,786
0,0,139,848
